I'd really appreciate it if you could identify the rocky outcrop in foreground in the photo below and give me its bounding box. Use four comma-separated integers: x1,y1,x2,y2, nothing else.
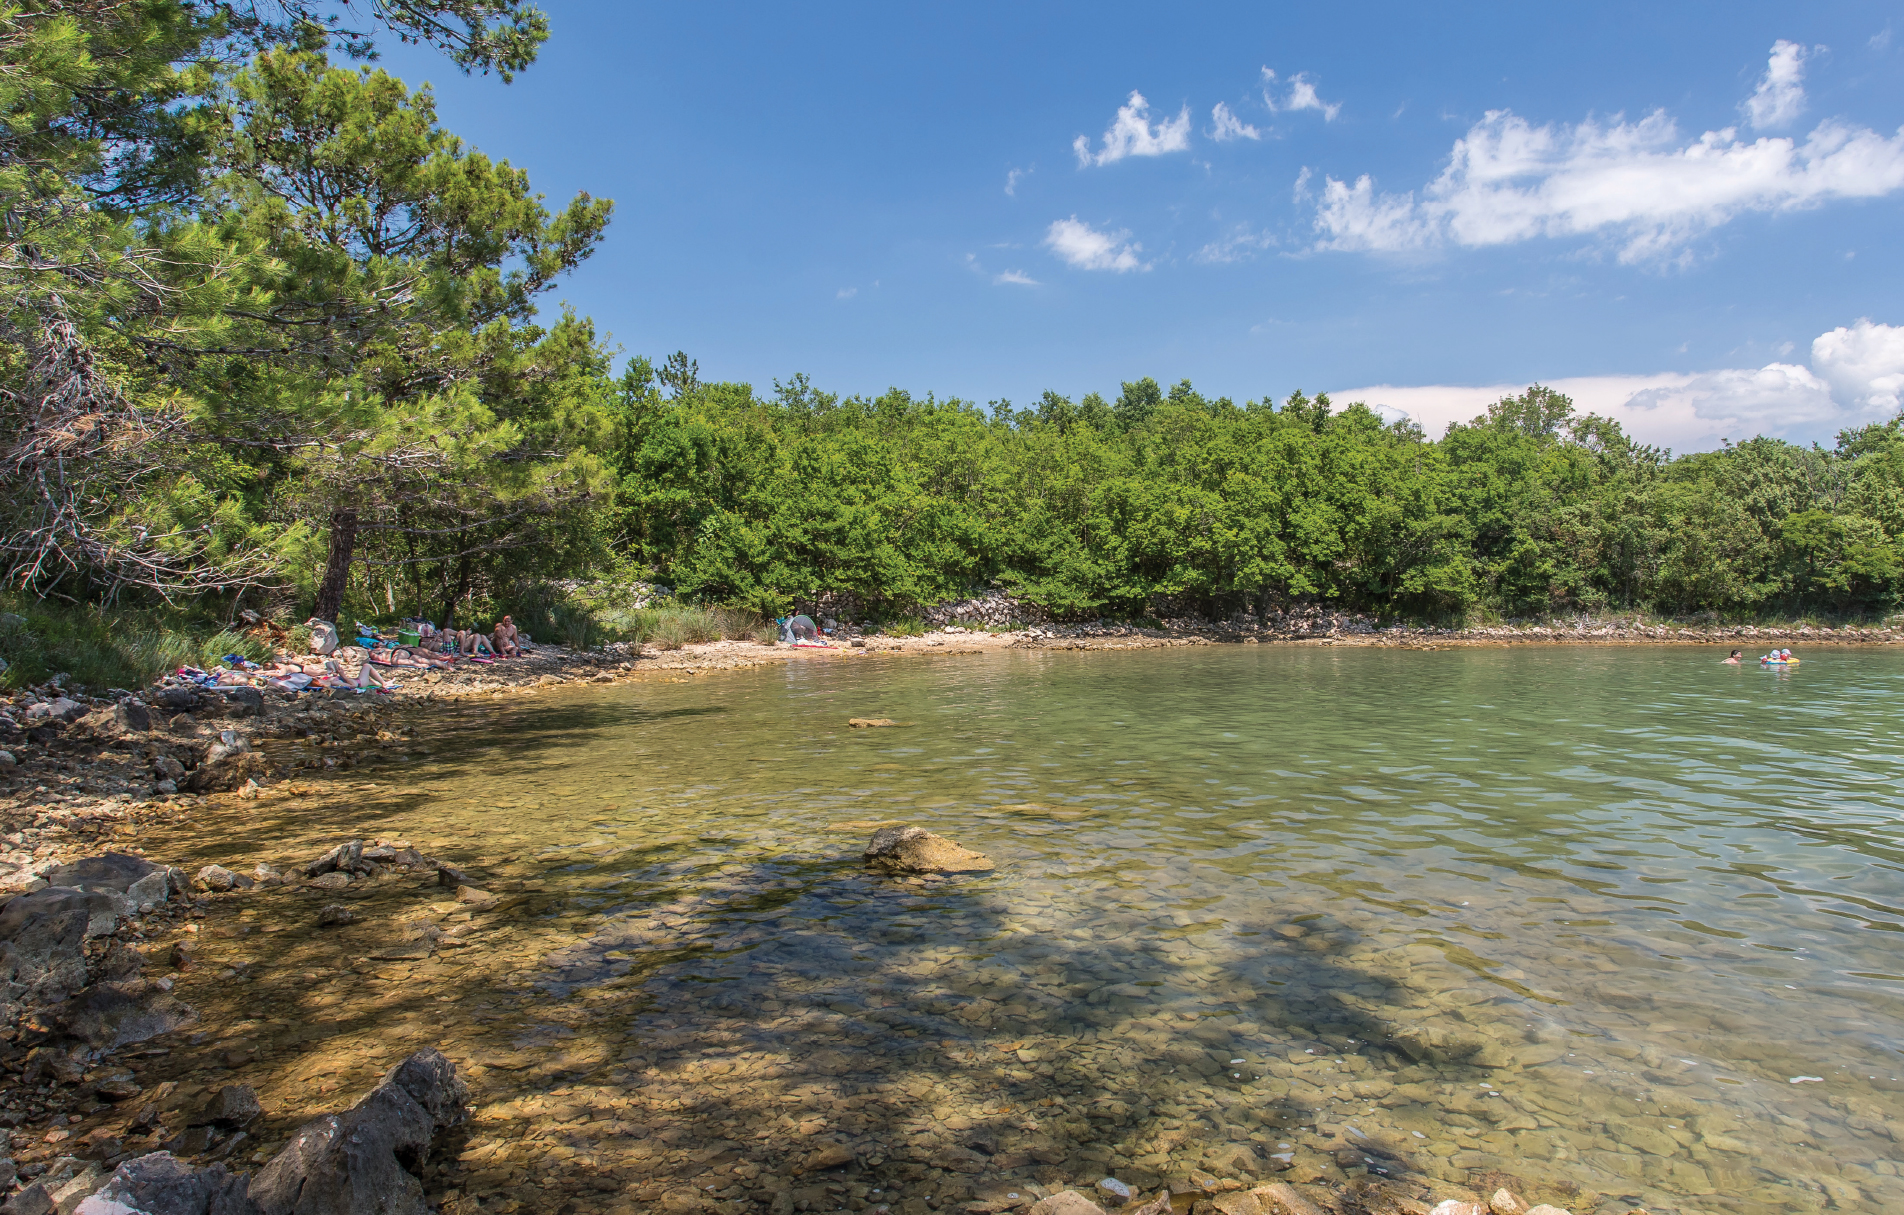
71,1048,467,1215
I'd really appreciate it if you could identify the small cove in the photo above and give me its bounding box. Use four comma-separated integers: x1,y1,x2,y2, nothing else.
129,646,1904,1215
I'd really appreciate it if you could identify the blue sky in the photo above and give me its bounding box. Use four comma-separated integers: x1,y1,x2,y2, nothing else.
378,2,1904,451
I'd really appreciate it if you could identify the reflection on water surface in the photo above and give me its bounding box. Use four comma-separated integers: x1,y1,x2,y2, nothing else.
143,646,1904,1215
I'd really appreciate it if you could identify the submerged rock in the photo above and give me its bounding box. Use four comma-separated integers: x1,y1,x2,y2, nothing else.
1027,1193,1108,1215
315,905,355,927
57,980,197,1050
863,825,995,874
847,717,899,728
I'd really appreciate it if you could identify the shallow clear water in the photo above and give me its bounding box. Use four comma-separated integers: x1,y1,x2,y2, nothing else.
145,646,1904,1215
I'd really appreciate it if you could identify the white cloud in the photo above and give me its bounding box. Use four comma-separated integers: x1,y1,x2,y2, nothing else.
994,269,1040,286
1043,216,1147,272
1194,224,1276,264
836,287,857,300
1073,91,1191,167
1262,68,1340,121
1313,92,1904,262
1335,318,1904,451
1812,318,1904,409
1209,102,1260,142
1744,40,1810,130
1005,166,1030,196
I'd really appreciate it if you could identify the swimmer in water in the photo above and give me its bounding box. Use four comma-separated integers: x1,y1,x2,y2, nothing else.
1724,649,1742,663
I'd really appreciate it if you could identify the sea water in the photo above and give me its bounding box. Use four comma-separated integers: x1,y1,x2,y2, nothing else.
140,646,1904,1215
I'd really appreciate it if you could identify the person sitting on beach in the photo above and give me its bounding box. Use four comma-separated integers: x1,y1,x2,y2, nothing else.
492,614,521,657
462,628,495,657
1723,649,1742,664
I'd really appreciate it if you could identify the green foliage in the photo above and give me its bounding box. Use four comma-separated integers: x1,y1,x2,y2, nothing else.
602,381,1904,624
0,1,608,619
0,597,274,690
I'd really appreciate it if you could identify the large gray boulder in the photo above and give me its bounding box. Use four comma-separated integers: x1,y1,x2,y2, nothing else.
248,1048,468,1215
0,888,119,1015
42,854,178,918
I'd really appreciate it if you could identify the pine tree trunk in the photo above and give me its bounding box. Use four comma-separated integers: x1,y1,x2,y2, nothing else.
313,509,359,622
441,553,473,629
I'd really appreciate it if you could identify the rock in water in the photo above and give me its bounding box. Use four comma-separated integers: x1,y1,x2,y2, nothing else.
0,887,120,1013
1250,1183,1325,1215
847,718,898,728
192,866,238,894
41,854,178,918
863,825,995,874
1027,1193,1109,1215
249,1047,468,1215
57,980,198,1050
304,841,364,878
800,1143,855,1173
203,1085,263,1128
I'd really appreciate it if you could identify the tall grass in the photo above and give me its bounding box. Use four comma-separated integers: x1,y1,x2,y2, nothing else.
491,583,770,652
881,617,924,637
0,599,277,692
627,605,758,651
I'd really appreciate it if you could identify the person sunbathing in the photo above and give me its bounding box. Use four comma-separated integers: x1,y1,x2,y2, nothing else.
461,629,495,657
492,614,521,657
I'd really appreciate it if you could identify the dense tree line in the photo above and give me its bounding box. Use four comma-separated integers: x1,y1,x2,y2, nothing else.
4,2,1902,628
605,374,1904,623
